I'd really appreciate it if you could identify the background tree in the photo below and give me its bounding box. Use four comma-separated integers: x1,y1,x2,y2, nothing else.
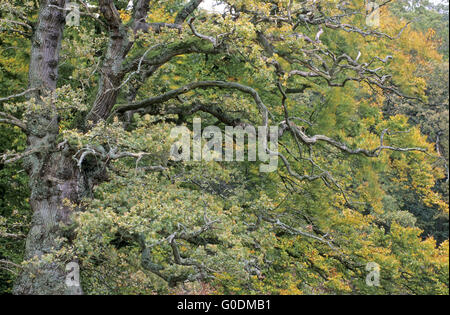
385,0,449,242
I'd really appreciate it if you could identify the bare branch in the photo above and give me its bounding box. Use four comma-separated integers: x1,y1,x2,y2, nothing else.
188,17,217,47
133,0,202,33
112,80,269,126
284,124,427,157
0,259,22,275
174,0,203,25
0,115,27,131
0,88,37,103
262,216,339,252
0,231,26,239
1,148,40,164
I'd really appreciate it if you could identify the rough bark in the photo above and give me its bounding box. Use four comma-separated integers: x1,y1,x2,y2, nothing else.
85,0,129,124
86,0,204,124
85,28,129,124
12,0,204,294
12,0,85,295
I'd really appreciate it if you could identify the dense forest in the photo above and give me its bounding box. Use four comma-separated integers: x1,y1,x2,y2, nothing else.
0,0,448,295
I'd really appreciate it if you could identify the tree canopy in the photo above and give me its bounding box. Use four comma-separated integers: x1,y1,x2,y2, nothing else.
0,0,448,295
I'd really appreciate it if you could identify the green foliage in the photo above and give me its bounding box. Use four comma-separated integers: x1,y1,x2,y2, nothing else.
0,2,31,290
0,0,448,295
0,126,30,294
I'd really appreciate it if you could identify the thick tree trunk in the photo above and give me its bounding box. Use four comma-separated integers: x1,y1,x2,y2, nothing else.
86,4,129,124
13,134,84,295
12,0,84,295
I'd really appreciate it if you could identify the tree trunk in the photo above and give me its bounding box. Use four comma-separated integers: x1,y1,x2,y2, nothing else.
13,137,84,295
86,6,129,124
12,0,84,295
